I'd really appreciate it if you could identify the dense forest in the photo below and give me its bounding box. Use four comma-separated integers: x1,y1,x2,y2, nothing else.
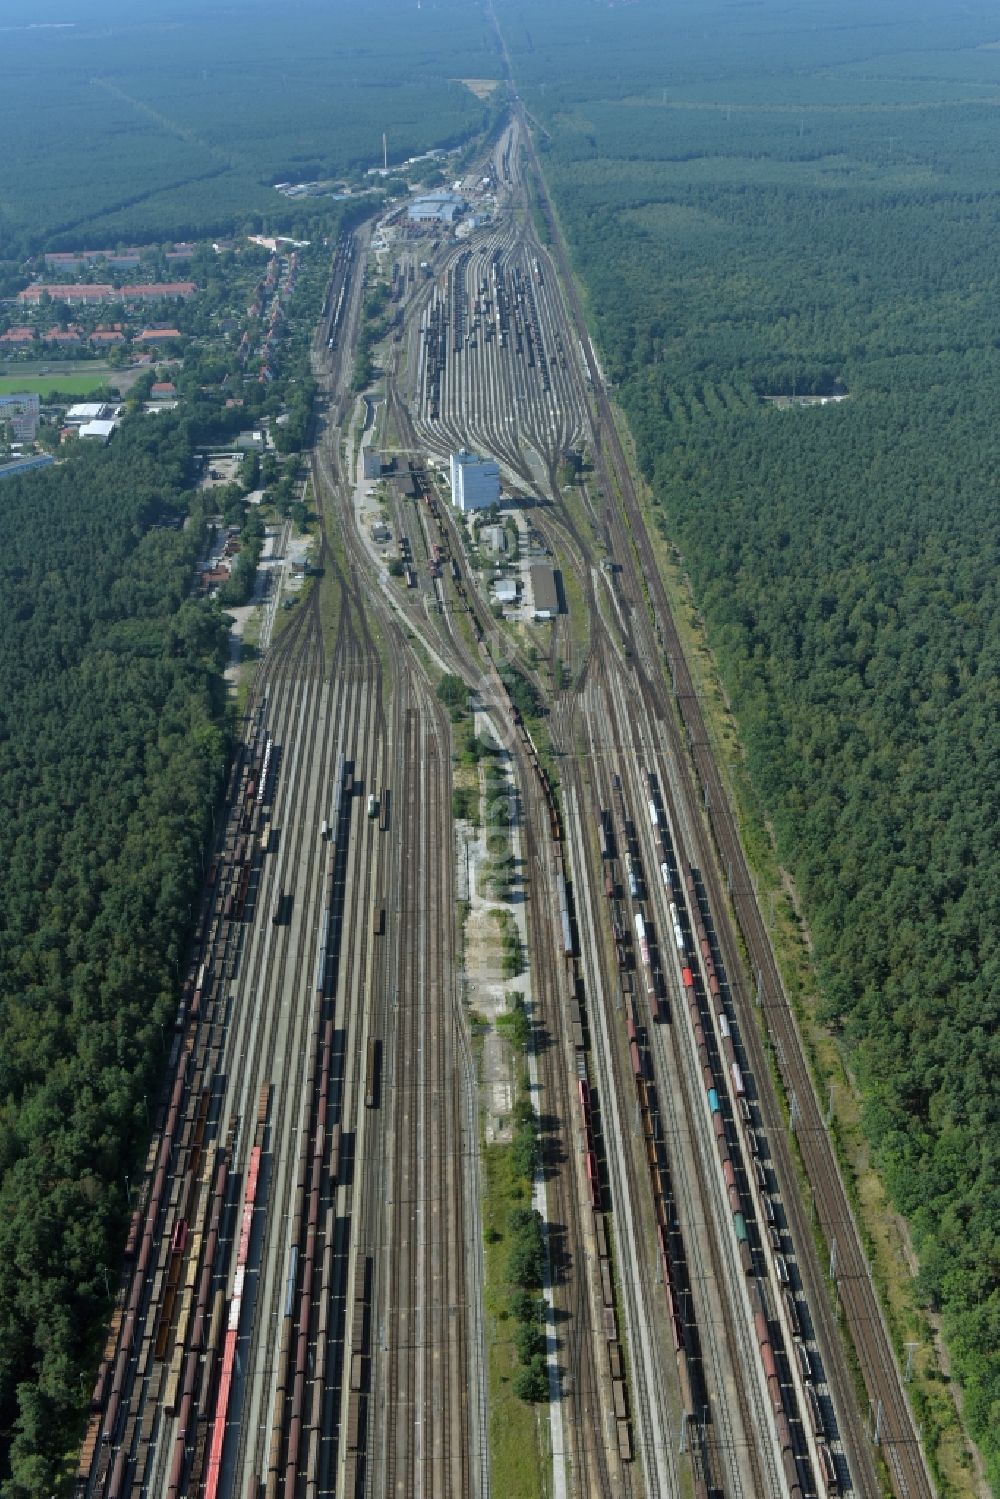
0,418,232,1494
0,0,503,262
496,0,1000,1487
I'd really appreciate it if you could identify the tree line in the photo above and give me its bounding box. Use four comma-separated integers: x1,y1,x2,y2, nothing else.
0,417,230,1495
503,0,1000,1484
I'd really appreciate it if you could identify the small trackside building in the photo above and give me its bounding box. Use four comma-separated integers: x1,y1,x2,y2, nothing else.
493,577,519,607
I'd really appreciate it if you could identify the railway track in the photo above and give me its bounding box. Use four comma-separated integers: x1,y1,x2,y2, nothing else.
313,259,480,1496
77,84,930,1499
572,667,768,1499
562,769,687,1497
381,86,894,1495
522,804,618,1499
78,210,467,1499
378,163,689,1496
380,137,795,1497
501,71,928,1499
604,659,790,1497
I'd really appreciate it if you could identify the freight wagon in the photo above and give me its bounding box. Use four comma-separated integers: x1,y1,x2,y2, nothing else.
364,1040,380,1108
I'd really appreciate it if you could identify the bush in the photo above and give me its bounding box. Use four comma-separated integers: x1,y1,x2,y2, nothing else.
512,1358,549,1403
451,786,478,821
509,1291,545,1325
437,672,469,717
507,1236,543,1288
511,1123,539,1181
500,663,542,720
506,1207,545,1288
497,992,530,1051
511,1094,535,1129
501,928,523,979
455,719,481,766
514,1320,546,1364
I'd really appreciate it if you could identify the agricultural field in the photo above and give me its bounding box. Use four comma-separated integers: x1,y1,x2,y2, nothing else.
0,0,503,260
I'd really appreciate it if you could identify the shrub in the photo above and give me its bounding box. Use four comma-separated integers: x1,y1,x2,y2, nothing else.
437,672,469,716
514,1320,546,1364
512,1358,549,1403
509,1291,545,1325
506,1208,545,1288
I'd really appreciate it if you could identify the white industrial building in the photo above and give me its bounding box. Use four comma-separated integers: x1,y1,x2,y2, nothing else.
66,402,115,425
493,577,519,607
407,193,467,225
79,418,118,444
450,449,499,513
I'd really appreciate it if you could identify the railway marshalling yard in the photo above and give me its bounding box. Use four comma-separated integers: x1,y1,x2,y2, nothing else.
78,112,936,1499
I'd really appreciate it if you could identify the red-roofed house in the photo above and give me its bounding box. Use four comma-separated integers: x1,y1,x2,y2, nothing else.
19,283,115,305
121,282,196,301
44,326,83,345
0,326,35,345
44,248,143,268
200,567,231,591
90,322,125,344
18,281,195,306
43,252,87,272
135,328,182,344
150,382,177,399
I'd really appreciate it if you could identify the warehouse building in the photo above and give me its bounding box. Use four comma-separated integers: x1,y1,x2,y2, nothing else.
0,453,54,481
449,449,499,512
407,193,467,225
66,403,115,425
79,418,118,444
529,564,561,620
